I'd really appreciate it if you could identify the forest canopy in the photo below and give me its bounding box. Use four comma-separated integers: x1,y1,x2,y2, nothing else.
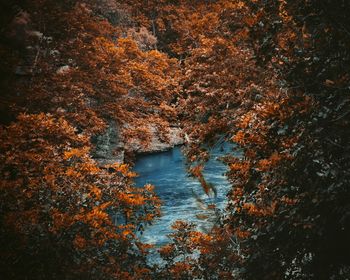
1,0,349,279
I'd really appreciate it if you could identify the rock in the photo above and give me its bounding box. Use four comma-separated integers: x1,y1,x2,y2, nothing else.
27,30,43,39
125,125,184,154
91,121,184,165
92,120,124,165
56,65,70,75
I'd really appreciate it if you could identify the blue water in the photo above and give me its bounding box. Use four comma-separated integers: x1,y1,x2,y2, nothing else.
133,143,236,246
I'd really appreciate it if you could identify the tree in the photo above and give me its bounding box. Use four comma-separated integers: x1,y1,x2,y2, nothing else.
2,0,350,279
0,113,161,279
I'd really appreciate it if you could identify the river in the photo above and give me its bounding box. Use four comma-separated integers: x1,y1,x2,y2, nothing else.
133,143,237,246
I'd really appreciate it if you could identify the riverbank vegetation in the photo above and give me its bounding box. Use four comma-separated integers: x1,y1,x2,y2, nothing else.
1,0,349,279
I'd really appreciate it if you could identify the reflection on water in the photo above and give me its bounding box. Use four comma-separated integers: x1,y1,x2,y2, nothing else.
133,143,237,246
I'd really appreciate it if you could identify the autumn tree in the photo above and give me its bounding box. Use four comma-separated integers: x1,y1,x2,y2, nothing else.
130,0,350,279
2,0,350,279
227,1,350,278
0,0,177,279
0,113,161,279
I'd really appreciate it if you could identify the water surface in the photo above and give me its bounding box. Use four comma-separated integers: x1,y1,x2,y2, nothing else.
133,144,236,246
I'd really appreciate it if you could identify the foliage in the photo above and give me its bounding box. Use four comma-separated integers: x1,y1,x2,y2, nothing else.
0,113,160,279
131,0,350,279
1,0,350,279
